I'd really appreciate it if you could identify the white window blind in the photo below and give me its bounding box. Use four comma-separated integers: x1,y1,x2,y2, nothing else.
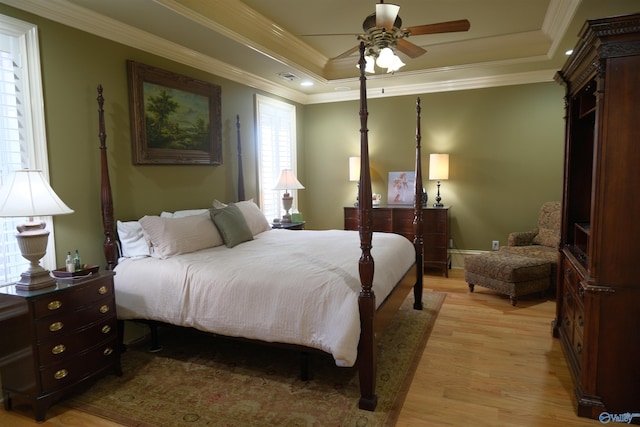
0,15,51,286
255,94,297,223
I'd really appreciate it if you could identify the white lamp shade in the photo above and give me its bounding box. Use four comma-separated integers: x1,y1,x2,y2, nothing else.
376,47,396,68
429,154,450,180
273,169,304,191
349,157,361,181
387,54,405,73
376,3,400,29
0,169,74,217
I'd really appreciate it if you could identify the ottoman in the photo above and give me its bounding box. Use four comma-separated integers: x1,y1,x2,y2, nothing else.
464,252,551,306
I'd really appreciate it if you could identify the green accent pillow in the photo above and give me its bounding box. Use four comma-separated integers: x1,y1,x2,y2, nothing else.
209,204,254,248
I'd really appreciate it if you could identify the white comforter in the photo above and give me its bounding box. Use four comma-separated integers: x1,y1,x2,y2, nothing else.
114,229,415,367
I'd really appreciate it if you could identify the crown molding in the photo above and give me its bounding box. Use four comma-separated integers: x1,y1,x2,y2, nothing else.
2,0,565,105
307,69,556,104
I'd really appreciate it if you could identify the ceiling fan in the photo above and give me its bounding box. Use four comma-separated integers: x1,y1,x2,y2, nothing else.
306,1,470,72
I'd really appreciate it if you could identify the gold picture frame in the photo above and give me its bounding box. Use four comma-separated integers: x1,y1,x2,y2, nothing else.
127,60,222,165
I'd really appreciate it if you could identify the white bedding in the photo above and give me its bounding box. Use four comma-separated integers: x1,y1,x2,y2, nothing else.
114,229,415,367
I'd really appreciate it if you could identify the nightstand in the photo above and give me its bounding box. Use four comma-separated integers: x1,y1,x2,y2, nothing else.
272,221,306,230
0,271,121,422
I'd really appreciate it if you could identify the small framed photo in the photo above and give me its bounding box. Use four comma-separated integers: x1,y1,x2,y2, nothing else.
388,171,415,205
127,60,222,165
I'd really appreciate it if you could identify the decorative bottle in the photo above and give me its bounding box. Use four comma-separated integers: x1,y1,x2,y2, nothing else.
73,249,82,271
65,252,74,272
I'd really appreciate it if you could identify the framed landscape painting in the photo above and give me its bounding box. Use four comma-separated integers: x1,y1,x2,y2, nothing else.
127,60,222,165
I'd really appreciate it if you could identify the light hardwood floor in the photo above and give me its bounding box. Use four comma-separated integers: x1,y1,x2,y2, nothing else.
0,269,601,426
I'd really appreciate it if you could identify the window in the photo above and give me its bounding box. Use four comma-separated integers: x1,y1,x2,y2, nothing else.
0,15,52,285
255,94,297,222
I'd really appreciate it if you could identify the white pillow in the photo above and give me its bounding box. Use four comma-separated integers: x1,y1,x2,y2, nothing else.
160,209,209,218
212,199,271,236
117,220,151,258
172,208,210,218
138,213,224,259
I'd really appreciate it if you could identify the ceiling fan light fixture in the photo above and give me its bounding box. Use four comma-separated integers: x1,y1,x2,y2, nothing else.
375,3,400,29
355,55,376,73
376,47,395,68
387,54,405,73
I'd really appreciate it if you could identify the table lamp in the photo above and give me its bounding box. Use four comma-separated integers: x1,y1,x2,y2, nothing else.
0,169,74,290
429,153,449,207
273,169,304,223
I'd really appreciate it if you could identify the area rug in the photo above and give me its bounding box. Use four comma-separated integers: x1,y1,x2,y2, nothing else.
66,291,445,427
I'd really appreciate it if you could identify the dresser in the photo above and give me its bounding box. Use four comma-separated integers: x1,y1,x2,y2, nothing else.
553,13,640,419
344,206,450,276
0,271,121,422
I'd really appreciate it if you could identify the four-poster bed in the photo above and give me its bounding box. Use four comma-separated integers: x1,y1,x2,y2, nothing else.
97,43,425,411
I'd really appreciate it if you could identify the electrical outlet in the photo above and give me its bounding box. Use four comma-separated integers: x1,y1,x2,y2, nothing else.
449,238,454,249
492,240,500,250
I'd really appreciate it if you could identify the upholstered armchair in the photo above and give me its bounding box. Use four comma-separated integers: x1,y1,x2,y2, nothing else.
499,201,561,287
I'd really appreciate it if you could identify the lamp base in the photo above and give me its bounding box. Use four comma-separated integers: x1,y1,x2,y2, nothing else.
15,268,55,291
14,221,56,291
281,192,293,223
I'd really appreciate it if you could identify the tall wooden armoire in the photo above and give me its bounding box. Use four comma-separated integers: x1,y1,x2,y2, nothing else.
553,13,640,420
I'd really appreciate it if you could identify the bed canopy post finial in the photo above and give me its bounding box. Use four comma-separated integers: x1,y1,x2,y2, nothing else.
356,41,378,412
236,114,245,201
413,97,424,310
97,85,117,270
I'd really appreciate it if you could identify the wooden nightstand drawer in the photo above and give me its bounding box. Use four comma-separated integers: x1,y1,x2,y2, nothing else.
34,297,115,341
37,314,117,366
31,277,113,319
39,337,119,392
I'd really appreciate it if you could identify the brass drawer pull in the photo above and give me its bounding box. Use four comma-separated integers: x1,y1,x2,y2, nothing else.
54,369,68,380
99,304,109,314
101,324,112,334
47,300,62,310
103,347,113,356
98,285,108,295
49,321,64,332
51,344,66,355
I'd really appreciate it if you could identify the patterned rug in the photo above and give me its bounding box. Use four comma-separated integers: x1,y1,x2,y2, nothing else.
66,291,445,427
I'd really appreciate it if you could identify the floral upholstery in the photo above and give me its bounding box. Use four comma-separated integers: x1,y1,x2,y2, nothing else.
464,253,550,306
500,201,561,287
463,202,561,305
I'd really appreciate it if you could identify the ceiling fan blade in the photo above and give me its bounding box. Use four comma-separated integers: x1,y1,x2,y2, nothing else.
332,44,360,60
406,19,470,36
376,3,400,30
396,39,427,58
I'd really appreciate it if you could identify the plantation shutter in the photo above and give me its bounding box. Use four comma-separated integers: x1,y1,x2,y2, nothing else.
0,17,51,285
255,94,297,223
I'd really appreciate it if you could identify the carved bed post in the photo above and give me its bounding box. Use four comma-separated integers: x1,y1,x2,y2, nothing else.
356,42,377,411
413,98,424,310
236,114,245,201
97,85,118,270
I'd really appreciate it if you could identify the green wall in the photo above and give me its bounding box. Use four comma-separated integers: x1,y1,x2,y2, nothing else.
1,4,565,270
0,4,301,268
303,83,565,251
